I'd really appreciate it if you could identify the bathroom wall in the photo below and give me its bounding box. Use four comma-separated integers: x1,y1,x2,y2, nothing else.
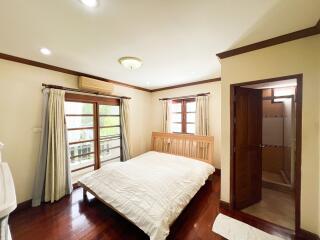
262,90,284,174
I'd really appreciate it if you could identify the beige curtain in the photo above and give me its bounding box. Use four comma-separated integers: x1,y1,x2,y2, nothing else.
195,95,209,136
120,99,131,161
161,100,171,132
44,89,71,203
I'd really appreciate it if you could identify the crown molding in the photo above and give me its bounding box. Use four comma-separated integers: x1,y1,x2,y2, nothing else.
0,53,152,92
150,78,221,92
217,18,320,59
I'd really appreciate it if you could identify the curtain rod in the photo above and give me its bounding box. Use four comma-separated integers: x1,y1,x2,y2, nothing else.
42,84,131,99
159,92,210,101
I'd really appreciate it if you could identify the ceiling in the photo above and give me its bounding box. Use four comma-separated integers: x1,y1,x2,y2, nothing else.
0,0,319,90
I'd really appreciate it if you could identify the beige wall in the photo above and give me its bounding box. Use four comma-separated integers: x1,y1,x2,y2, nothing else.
0,59,152,204
151,82,221,168
220,35,320,234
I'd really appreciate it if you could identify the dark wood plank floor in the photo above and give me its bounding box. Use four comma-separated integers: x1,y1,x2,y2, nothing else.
10,175,223,240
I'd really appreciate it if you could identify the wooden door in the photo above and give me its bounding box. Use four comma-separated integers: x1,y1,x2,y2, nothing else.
234,87,262,209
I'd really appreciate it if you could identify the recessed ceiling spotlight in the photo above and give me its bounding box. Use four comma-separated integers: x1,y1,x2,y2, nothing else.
80,0,98,8
119,57,143,70
40,48,51,56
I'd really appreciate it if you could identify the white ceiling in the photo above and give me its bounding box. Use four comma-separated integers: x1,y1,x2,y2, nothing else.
0,0,319,89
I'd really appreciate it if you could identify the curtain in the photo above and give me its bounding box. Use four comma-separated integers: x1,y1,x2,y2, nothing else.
120,99,131,161
32,89,72,206
161,100,171,133
195,95,209,136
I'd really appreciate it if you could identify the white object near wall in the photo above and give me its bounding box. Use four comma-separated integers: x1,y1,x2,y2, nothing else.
0,143,3,162
0,143,16,240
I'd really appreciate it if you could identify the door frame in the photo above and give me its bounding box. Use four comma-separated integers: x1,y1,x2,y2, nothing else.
229,74,303,232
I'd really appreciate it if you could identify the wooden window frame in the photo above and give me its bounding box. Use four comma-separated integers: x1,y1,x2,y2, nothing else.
171,98,196,134
65,93,121,173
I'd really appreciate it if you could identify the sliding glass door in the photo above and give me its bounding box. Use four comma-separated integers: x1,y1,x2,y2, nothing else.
64,93,121,184
99,104,121,166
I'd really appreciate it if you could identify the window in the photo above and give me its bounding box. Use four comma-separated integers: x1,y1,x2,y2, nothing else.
271,87,296,103
65,93,121,184
171,99,196,134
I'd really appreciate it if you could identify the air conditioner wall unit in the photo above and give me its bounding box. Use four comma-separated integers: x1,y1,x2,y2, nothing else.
78,76,114,94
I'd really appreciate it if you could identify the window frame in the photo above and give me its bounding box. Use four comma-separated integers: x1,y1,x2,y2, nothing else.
65,93,122,174
171,98,196,134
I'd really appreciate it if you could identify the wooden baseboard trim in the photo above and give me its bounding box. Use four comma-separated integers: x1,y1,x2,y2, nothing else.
262,180,293,194
219,200,230,210
296,229,320,240
13,199,32,214
214,168,221,176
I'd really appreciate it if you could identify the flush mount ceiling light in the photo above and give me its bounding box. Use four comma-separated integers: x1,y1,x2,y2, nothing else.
119,57,143,70
40,47,51,55
80,0,98,8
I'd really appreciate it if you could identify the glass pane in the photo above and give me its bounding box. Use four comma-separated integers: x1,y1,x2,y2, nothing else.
69,141,94,159
100,127,120,137
100,116,120,127
273,87,295,97
99,105,120,115
187,113,195,123
71,166,94,184
171,102,182,112
100,147,121,162
100,138,120,150
172,113,181,123
101,157,121,167
65,102,93,115
70,153,94,171
66,116,94,129
187,124,195,134
187,101,196,112
171,123,182,133
67,129,94,143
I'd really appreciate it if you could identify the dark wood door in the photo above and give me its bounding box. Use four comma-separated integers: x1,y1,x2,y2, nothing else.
234,87,262,209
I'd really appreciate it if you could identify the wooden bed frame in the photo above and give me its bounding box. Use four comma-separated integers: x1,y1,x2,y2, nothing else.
81,132,214,230
151,132,214,165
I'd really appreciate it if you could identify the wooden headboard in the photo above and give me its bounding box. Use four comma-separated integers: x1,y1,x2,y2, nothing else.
151,132,214,165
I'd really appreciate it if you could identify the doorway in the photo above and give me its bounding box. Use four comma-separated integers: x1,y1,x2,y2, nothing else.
230,75,302,232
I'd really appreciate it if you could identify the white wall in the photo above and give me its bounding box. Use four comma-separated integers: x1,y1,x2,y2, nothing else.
220,35,320,234
0,59,152,203
151,82,221,168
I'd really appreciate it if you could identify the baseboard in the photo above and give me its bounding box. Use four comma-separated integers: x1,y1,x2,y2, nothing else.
296,229,320,240
13,199,32,214
219,200,230,210
262,180,293,193
214,168,221,176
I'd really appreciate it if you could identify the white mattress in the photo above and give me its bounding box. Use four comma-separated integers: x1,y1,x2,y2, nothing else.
79,151,214,240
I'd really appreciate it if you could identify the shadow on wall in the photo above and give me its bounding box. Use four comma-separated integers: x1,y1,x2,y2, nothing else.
228,0,320,49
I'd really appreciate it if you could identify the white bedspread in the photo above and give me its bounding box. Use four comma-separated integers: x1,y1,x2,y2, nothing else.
79,151,214,240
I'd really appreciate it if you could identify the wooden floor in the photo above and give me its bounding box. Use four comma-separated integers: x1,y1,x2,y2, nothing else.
10,175,223,240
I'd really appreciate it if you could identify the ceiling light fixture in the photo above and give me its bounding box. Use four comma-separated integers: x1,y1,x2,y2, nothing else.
80,0,98,8
119,57,143,70
40,48,51,55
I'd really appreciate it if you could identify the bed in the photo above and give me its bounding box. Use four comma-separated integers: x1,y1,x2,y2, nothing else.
79,132,214,240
